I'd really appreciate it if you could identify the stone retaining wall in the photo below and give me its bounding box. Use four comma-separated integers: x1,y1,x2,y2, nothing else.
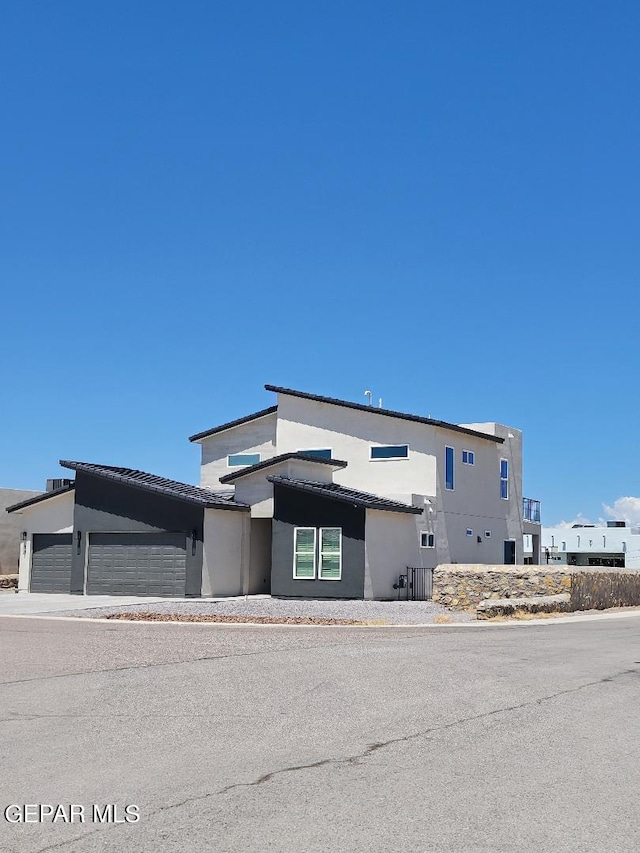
433,565,573,609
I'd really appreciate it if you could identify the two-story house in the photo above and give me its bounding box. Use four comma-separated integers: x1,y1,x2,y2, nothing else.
8,384,541,599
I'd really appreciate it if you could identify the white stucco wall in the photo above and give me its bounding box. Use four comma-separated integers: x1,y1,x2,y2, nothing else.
542,525,640,569
232,457,337,518
201,508,249,596
11,492,75,592
364,509,426,600
197,412,277,489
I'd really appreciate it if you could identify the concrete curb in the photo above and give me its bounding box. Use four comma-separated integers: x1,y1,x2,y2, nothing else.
1,608,640,628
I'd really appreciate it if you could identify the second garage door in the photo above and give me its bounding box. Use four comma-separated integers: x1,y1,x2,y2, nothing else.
87,532,187,597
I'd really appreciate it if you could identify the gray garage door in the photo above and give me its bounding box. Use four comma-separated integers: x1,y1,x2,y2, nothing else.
31,534,73,593
87,532,187,597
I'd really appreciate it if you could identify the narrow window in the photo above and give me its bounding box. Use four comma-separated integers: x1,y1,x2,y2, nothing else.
228,453,261,468
319,528,342,580
445,446,455,490
462,450,475,465
577,535,580,547
551,536,555,546
603,536,606,548
370,445,409,460
299,449,332,459
420,532,435,548
500,458,509,499
562,541,566,551
293,528,316,579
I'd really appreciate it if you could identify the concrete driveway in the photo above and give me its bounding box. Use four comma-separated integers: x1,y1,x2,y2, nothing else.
1,614,640,852
0,592,179,616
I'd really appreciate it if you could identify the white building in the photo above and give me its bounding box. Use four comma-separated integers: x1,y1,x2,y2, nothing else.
540,522,640,569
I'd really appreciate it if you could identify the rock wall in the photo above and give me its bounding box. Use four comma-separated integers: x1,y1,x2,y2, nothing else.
433,564,573,609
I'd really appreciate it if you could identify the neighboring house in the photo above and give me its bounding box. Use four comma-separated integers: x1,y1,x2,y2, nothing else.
7,384,541,599
0,487,44,575
541,522,640,569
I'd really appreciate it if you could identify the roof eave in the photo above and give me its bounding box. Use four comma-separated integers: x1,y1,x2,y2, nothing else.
188,406,278,443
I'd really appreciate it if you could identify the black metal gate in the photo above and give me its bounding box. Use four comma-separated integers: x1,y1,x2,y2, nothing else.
407,567,433,601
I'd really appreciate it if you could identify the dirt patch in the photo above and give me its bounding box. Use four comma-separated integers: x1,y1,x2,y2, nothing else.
105,612,368,626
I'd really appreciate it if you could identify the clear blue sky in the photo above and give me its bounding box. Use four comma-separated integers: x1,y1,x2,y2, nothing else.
2,1,639,526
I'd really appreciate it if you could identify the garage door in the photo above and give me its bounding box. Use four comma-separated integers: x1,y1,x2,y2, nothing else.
31,534,73,593
87,532,187,597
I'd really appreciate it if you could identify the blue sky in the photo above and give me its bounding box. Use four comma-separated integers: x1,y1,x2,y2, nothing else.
2,1,639,526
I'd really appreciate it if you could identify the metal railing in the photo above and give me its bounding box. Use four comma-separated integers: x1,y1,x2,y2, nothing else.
407,567,434,601
523,497,541,524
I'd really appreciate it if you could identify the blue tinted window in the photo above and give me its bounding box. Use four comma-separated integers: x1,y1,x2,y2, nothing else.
445,446,454,490
500,459,508,479
370,445,409,460
500,458,509,499
228,453,261,468
462,450,475,465
300,449,332,459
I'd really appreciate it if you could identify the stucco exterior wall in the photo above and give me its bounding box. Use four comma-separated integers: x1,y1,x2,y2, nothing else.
11,492,75,592
542,525,640,569
0,489,42,575
202,508,248,597
232,457,336,518
198,412,277,489
364,509,426,600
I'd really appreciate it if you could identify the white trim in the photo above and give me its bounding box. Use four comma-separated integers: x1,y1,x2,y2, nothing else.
484,530,491,538
293,527,316,580
369,444,409,461
466,528,473,536
420,531,435,548
445,446,455,491
227,452,262,469
319,527,342,581
462,449,475,465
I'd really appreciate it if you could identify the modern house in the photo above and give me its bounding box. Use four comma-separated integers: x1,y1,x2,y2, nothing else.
540,521,640,569
8,384,541,598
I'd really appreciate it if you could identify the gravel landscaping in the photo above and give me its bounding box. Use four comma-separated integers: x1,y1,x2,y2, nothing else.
51,596,475,625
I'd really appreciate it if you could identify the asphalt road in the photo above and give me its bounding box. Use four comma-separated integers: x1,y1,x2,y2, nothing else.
1,615,639,853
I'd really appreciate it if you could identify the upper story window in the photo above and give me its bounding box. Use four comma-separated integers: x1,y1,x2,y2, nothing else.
227,453,261,468
420,532,435,548
370,445,409,460
462,450,475,465
500,458,509,499
445,446,454,490
299,448,332,459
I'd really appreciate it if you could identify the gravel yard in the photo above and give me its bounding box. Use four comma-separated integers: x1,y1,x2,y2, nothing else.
52,596,475,624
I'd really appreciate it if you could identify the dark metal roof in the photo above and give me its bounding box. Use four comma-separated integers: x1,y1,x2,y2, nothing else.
265,385,504,444
267,476,424,514
189,406,278,443
220,453,348,484
59,461,249,511
6,484,75,514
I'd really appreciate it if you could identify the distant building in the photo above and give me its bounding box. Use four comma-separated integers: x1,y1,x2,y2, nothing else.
540,521,640,569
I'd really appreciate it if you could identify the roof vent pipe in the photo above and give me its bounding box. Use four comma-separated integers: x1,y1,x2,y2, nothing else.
364,390,372,406
378,398,383,408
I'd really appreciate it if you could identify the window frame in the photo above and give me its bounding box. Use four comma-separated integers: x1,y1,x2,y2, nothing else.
500,458,509,500
445,446,455,490
293,527,317,580
462,449,475,466
318,527,342,581
369,444,409,461
466,528,473,537
227,452,261,469
420,531,435,549
297,448,333,460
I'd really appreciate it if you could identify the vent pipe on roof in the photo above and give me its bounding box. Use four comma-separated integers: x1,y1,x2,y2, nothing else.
378,398,383,408
364,390,372,406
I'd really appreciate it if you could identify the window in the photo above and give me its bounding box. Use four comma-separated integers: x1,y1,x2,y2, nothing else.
319,528,342,580
293,528,316,579
485,531,491,538
299,449,332,459
562,541,566,551
462,450,475,465
445,446,455,490
466,528,473,536
370,445,409,460
228,453,261,468
500,458,509,499
420,532,435,548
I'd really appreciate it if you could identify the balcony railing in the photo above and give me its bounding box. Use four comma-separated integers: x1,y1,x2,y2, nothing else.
523,497,541,524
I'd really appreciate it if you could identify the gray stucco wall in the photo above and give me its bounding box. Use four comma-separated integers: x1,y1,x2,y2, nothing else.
0,489,42,574
71,473,204,596
271,483,366,599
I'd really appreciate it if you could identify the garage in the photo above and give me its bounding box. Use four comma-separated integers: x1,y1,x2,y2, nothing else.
31,533,73,593
86,532,187,597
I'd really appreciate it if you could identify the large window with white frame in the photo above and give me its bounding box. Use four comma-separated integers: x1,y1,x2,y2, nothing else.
293,527,342,580
445,446,455,490
293,528,316,579
319,528,342,580
500,458,509,499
